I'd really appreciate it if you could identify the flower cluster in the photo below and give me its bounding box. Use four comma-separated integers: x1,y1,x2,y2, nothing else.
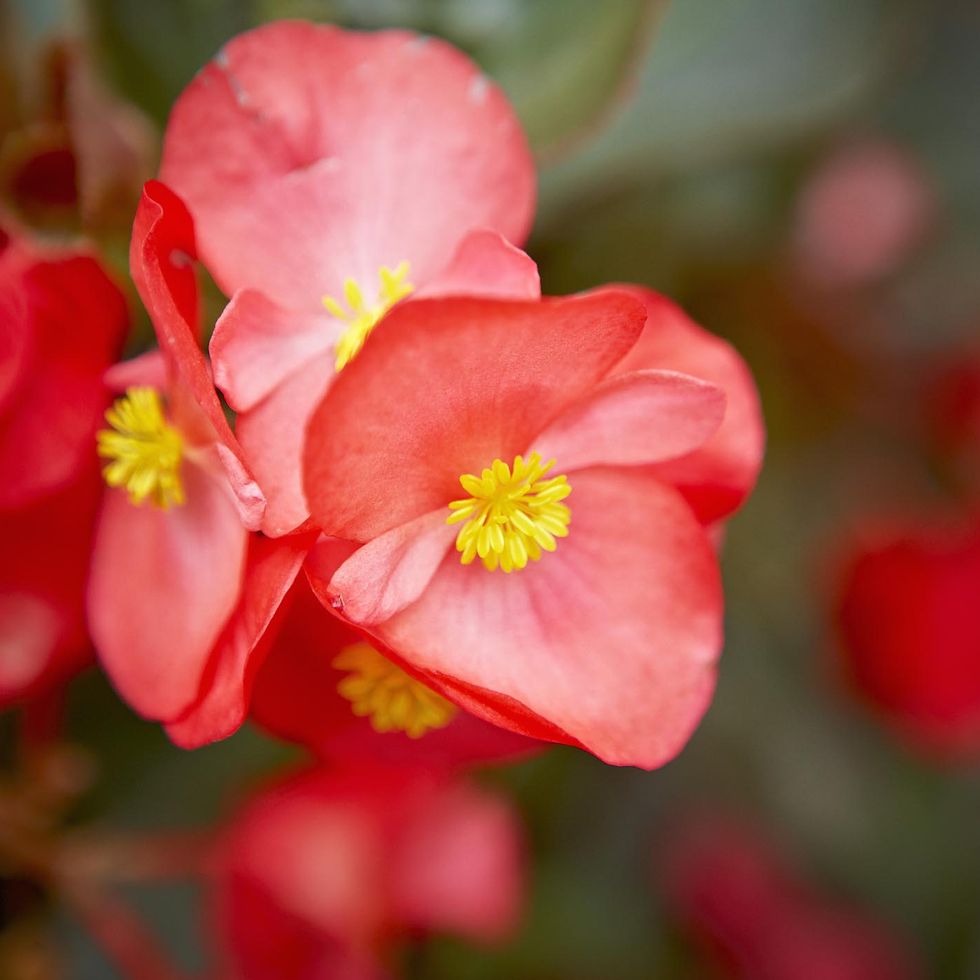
79,20,763,772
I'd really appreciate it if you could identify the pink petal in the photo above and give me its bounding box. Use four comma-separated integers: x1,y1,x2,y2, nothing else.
131,180,264,528
422,229,540,300
165,532,312,748
323,511,455,626
373,469,723,769
88,461,248,721
211,289,336,413
235,354,333,537
613,286,765,523
160,22,535,310
304,290,646,541
532,369,726,473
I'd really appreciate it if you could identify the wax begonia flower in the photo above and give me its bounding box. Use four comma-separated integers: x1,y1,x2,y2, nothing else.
302,289,759,769
158,20,538,536
660,814,921,980
834,516,980,759
0,224,126,705
251,577,540,768
210,765,523,980
0,226,127,511
88,183,310,740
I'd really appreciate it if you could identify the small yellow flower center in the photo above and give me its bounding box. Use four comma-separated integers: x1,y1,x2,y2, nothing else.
333,642,457,738
323,261,413,371
96,387,185,509
447,452,572,573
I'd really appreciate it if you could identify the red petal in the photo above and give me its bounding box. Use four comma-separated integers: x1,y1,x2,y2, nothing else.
304,290,646,541
160,22,535,309
88,462,248,721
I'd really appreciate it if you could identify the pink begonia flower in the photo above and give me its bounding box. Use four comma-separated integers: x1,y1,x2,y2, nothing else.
301,288,764,769
0,223,126,705
88,183,311,740
157,20,538,536
210,765,523,980
251,577,540,769
660,814,922,980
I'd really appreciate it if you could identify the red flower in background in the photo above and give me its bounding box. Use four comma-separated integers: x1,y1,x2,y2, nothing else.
157,20,538,536
301,286,763,769
211,765,523,980
834,517,980,759
88,183,311,747
660,815,921,980
0,223,126,706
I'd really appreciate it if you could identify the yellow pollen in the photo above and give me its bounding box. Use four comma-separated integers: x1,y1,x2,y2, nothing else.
323,261,414,371
447,452,572,573
96,387,185,509
333,642,457,738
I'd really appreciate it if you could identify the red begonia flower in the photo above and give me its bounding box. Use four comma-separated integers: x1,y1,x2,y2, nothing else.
88,185,309,736
250,576,540,768
211,765,523,979
158,21,537,536
834,517,980,759
660,815,921,980
0,225,125,705
0,229,127,510
302,290,741,769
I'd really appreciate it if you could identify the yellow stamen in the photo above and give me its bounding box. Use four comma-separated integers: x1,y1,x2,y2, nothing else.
447,452,571,573
323,261,413,371
333,642,457,738
96,387,185,508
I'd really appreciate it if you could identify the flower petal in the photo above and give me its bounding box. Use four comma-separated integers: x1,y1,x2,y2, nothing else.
612,286,765,522
131,180,264,528
421,229,540,301
160,21,535,309
370,469,723,769
235,354,333,537
532,369,726,473
304,290,646,541
165,532,312,748
211,289,337,413
88,461,248,721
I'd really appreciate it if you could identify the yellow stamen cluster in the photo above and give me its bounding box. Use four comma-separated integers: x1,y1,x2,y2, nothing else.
323,261,413,371
447,452,571,573
333,642,457,738
96,387,185,508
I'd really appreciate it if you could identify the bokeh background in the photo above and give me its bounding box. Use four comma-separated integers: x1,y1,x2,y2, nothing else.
2,0,979,976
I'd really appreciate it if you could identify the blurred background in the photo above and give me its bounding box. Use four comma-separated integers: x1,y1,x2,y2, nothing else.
1,0,979,976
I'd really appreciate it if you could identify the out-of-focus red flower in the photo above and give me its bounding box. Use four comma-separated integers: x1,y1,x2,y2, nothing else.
0,223,126,706
794,139,934,287
301,286,763,769
156,20,538,537
660,816,921,980
211,765,523,980
834,517,980,758
88,183,312,746
251,578,540,769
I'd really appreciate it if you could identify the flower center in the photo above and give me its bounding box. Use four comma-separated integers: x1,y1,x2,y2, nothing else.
323,261,413,371
96,387,185,509
333,642,457,738
447,452,572,573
